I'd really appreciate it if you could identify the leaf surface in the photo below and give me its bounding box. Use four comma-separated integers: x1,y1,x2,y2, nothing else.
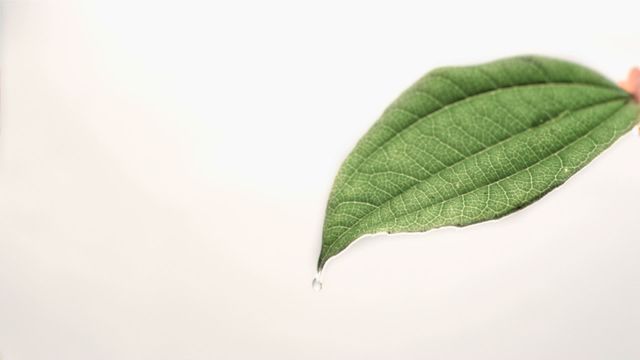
319,56,640,270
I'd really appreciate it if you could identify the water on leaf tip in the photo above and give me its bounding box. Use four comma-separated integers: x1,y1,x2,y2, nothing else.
312,274,323,292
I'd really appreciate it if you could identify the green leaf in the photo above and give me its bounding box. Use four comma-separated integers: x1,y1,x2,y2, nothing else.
318,55,640,271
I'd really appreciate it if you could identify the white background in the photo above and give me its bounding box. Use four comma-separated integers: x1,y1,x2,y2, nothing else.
2,1,640,359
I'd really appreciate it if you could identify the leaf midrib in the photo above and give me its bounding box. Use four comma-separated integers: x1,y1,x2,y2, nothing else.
323,96,629,255
329,81,623,212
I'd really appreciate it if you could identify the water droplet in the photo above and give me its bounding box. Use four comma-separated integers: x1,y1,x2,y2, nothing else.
563,167,570,173
312,273,323,292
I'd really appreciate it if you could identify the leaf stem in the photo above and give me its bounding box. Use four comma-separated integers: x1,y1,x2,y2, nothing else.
619,67,640,102
619,67,640,130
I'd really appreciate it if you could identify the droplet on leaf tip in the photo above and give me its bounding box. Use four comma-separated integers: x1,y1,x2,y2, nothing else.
312,273,323,292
